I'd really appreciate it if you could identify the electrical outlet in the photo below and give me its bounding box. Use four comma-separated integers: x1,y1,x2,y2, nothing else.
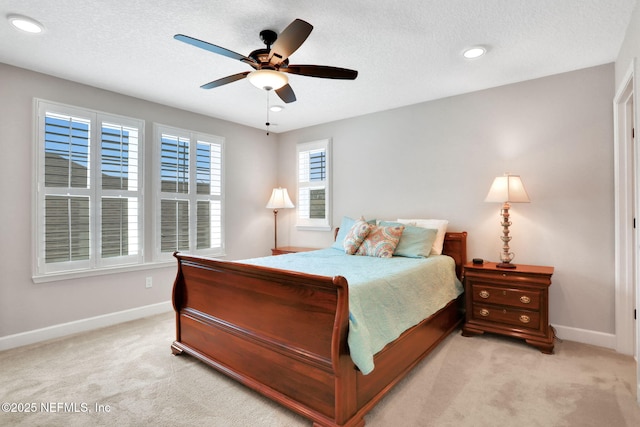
145,277,152,288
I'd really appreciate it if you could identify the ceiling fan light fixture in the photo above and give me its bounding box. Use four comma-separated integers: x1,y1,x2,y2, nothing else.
463,46,486,59
248,69,288,91
270,105,284,112
7,14,44,34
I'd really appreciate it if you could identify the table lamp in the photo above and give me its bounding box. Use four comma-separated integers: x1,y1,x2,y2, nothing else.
485,174,530,268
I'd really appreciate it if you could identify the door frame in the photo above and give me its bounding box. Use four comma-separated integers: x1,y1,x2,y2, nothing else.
613,58,638,403
614,59,636,356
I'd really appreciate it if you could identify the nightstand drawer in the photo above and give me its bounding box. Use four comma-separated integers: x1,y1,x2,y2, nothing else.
472,304,540,330
470,283,540,309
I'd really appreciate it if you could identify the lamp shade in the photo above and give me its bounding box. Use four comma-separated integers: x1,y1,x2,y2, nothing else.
485,174,530,203
248,69,288,91
266,187,294,209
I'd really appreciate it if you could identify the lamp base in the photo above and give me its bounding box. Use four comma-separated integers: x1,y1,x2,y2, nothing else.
496,262,517,269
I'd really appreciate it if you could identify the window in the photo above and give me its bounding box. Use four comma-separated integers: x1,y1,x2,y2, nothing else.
296,139,331,230
34,100,144,276
154,125,224,260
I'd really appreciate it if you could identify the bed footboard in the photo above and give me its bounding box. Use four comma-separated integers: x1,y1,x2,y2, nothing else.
171,252,360,426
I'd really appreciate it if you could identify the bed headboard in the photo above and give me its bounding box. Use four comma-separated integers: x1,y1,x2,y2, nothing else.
442,232,467,280
333,228,467,280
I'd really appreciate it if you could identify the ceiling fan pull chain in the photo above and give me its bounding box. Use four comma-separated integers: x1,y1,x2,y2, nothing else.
266,90,271,135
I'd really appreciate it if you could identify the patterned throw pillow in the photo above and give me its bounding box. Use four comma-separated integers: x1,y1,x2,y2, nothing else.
356,224,405,258
343,219,373,254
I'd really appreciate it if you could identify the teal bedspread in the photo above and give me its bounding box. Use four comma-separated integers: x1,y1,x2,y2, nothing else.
239,248,463,375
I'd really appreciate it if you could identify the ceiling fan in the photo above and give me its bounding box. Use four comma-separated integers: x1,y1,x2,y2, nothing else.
174,19,358,103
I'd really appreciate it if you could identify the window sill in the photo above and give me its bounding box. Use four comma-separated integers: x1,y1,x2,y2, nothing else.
296,225,332,231
32,261,176,284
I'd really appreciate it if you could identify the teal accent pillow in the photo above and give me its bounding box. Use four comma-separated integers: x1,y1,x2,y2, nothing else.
332,216,376,250
380,221,438,258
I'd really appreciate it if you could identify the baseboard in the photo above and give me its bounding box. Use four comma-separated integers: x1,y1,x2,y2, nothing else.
552,324,616,350
0,301,173,352
0,313,619,354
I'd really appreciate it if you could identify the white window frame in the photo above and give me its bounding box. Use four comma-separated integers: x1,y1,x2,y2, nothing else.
296,139,331,230
33,99,144,278
153,124,225,261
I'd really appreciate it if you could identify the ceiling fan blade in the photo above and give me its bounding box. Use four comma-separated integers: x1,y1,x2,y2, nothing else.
268,19,313,65
174,34,257,66
200,72,250,89
275,84,297,103
283,65,358,79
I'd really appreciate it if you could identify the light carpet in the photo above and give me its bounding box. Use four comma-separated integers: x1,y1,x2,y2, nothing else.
1,312,639,426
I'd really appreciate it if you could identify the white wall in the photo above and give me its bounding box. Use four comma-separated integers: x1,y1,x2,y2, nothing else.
0,63,278,341
276,64,616,342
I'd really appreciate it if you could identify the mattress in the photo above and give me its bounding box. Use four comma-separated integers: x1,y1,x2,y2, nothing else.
239,247,463,374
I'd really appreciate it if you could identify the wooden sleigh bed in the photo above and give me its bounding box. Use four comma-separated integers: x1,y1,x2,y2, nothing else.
171,231,467,427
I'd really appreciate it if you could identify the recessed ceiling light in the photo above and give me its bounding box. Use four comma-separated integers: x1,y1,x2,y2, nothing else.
463,46,486,59
7,14,44,34
269,105,284,112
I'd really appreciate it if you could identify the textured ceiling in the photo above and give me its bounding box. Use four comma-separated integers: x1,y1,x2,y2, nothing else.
0,0,636,133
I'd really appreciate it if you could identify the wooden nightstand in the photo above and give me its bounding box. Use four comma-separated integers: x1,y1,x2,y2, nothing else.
271,246,318,256
461,261,555,354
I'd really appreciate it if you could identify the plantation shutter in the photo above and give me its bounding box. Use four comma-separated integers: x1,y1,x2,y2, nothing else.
35,101,144,277
43,113,92,264
100,122,140,259
156,125,224,258
159,134,190,252
196,141,222,250
296,139,331,230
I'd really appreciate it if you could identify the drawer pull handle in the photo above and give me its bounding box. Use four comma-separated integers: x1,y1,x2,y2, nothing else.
520,296,531,304
480,308,490,317
479,290,490,299
519,315,531,324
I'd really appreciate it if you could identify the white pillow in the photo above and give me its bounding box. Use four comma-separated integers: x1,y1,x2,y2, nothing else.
396,219,449,255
